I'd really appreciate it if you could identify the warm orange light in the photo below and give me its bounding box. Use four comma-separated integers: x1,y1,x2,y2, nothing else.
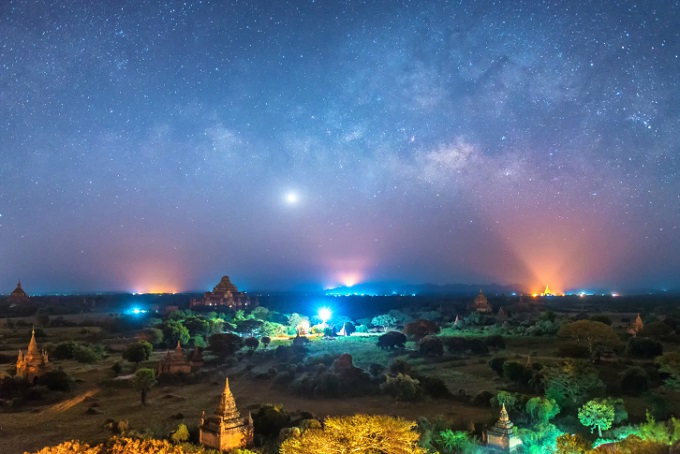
339,272,361,287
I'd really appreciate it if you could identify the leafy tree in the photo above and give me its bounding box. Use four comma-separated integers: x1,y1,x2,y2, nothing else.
183,317,211,336
542,360,605,410
502,360,533,387
169,423,189,443
377,331,407,349
236,319,264,337
244,337,259,351
250,306,273,321
418,336,444,356
161,320,190,347
253,403,291,437
403,319,440,339
490,391,522,414
656,351,680,389
40,369,75,392
341,321,356,336
437,429,478,454
73,345,102,364
641,321,673,338
207,333,243,359
487,356,508,377
558,320,619,361
51,341,79,360
287,313,309,335
139,328,164,346
122,341,152,368
279,414,426,454
578,398,615,437
526,397,560,425
380,373,423,401
133,368,157,406
620,366,650,395
261,336,271,349
626,337,663,358
261,321,286,337
371,314,398,332
554,434,590,454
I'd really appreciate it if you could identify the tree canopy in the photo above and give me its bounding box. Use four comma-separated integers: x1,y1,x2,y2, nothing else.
279,414,426,454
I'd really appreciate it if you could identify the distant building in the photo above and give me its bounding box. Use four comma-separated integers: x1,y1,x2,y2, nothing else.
200,378,254,452
190,276,255,309
7,280,30,304
471,289,493,313
16,327,49,383
628,313,644,336
486,404,522,452
157,342,202,376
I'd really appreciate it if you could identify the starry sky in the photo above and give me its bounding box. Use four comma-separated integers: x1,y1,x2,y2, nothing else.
1,0,679,294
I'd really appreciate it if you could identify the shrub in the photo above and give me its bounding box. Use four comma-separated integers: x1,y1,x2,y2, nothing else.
388,359,412,376
626,337,663,358
244,337,259,351
488,356,508,377
620,366,650,396
419,376,451,399
380,373,423,401
403,319,440,339
472,390,494,407
40,369,75,391
589,314,613,325
253,404,291,437
377,331,407,349
418,336,444,357
51,341,79,360
502,360,533,386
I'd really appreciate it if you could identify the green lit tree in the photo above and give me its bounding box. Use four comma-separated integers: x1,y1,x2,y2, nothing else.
371,314,398,332
656,351,680,389
133,368,157,406
578,399,615,437
122,341,152,369
542,360,605,410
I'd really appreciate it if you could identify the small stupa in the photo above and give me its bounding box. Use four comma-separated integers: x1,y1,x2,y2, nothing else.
486,404,523,452
157,341,193,376
199,378,254,452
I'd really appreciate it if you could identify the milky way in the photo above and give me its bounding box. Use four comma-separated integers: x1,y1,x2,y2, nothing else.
1,1,679,293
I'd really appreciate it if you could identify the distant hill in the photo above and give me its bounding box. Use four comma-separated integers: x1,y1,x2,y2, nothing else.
325,282,524,296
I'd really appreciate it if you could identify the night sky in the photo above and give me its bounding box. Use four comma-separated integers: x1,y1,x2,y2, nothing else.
1,1,679,294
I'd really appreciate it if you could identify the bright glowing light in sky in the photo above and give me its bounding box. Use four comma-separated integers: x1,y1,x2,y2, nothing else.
339,272,361,287
318,307,332,323
285,192,299,205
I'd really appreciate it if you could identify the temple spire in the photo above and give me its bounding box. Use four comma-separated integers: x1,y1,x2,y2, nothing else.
216,377,241,420
26,326,39,356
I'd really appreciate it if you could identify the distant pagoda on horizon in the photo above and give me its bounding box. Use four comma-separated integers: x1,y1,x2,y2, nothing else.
190,276,255,309
7,280,30,304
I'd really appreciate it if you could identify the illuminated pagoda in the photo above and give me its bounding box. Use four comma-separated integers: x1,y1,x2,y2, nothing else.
471,289,493,313
7,280,30,304
200,377,254,452
190,275,255,309
486,404,522,452
16,327,49,383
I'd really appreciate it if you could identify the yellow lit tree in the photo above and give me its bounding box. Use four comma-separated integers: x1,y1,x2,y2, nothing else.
279,414,426,454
